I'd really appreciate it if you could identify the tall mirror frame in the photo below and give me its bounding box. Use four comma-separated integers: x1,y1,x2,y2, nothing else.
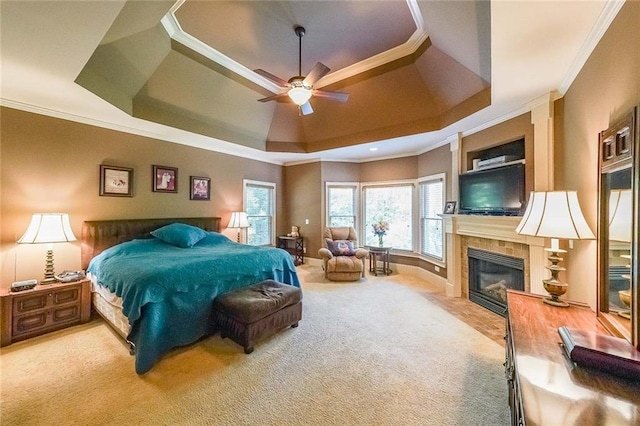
597,106,639,348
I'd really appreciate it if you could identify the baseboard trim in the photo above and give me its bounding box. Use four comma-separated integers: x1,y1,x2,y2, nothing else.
302,258,447,292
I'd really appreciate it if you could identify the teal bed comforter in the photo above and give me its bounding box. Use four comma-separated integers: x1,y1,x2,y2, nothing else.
87,232,300,374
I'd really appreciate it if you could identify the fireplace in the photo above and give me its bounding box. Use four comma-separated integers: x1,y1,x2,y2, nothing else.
468,248,524,316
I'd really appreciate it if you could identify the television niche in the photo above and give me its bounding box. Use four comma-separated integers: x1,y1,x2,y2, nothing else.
458,163,525,216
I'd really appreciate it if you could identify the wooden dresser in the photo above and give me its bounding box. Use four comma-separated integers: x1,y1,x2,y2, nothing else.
506,290,640,425
0,279,91,347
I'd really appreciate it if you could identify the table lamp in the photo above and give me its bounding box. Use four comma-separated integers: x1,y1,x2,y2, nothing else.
608,189,632,318
516,191,595,307
18,213,77,284
228,211,250,243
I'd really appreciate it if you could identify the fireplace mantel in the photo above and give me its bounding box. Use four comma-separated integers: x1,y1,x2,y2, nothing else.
443,214,547,298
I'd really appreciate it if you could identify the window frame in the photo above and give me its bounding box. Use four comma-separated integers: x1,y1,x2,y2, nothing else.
325,182,359,229
360,180,416,252
243,179,276,246
418,173,446,263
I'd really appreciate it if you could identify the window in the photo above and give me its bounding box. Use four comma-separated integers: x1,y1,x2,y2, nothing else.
326,183,358,227
419,174,445,260
363,183,414,250
243,180,275,246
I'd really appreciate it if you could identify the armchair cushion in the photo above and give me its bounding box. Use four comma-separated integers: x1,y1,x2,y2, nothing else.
327,240,356,256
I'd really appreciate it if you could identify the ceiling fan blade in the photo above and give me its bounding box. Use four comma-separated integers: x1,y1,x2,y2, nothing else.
258,93,289,102
254,69,289,87
300,101,314,116
313,89,349,103
303,62,330,86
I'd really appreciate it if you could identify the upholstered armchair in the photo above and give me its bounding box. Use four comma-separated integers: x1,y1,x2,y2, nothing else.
318,227,369,281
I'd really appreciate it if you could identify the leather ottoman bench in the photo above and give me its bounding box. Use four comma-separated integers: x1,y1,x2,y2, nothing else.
213,279,302,354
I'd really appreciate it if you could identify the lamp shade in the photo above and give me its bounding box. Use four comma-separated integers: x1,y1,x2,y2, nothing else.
516,191,595,240
288,87,312,106
228,211,250,229
608,189,632,243
17,213,77,244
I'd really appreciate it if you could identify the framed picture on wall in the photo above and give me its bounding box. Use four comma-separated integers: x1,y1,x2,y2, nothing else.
444,201,457,214
190,176,211,200
152,165,178,193
100,165,133,197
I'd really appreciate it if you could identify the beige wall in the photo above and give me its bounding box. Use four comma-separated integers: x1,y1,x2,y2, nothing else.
557,0,640,306
360,156,418,182
418,144,452,198
0,107,284,288
284,162,322,257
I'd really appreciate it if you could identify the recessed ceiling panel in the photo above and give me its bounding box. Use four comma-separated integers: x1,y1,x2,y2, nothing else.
135,50,275,150
174,0,417,80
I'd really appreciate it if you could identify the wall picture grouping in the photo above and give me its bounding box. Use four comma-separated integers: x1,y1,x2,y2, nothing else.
153,165,178,193
190,176,211,200
100,165,133,197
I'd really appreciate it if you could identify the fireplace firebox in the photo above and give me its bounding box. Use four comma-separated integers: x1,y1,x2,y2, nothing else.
468,248,524,316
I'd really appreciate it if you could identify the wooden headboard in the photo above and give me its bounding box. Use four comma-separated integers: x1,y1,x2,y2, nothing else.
81,217,222,270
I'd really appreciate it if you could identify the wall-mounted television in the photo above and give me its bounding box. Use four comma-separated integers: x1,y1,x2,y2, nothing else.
458,163,525,216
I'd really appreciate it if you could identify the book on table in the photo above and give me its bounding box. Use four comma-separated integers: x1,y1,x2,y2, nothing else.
558,326,640,380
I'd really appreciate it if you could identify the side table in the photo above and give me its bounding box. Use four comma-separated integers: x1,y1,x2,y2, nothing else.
0,278,91,347
277,236,304,265
367,246,391,276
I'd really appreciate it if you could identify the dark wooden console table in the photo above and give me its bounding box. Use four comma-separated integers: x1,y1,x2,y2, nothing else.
506,290,640,425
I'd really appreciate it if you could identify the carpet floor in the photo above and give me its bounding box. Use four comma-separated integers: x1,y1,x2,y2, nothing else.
0,266,509,425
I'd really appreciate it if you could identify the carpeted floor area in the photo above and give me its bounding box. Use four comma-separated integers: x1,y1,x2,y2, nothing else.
0,265,509,425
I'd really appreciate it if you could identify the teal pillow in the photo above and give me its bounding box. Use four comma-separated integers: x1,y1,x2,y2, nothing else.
151,223,208,248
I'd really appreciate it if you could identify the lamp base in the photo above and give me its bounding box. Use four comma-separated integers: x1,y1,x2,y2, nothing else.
618,310,631,319
618,289,631,319
541,248,569,308
543,297,569,308
42,249,57,285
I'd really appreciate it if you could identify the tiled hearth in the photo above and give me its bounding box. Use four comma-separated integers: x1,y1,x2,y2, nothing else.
443,214,546,299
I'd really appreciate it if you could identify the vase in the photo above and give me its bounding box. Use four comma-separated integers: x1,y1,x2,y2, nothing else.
378,235,384,247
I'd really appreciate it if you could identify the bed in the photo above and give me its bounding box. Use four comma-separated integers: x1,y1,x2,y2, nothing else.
81,217,300,374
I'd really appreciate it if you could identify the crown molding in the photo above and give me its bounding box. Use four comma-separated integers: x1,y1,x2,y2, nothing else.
0,97,286,166
162,0,428,92
558,0,625,94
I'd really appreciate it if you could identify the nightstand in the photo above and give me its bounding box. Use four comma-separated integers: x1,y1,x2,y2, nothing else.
277,236,304,265
0,279,91,347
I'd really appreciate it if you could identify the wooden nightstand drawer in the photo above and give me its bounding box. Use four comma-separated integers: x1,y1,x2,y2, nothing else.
14,311,48,333
13,293,48,313
52,287,80,305
1,279,91,346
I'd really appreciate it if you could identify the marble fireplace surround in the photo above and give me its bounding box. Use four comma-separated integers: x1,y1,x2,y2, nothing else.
443,215,547,299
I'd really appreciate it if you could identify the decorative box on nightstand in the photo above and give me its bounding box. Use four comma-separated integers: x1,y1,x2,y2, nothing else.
0,279,91,347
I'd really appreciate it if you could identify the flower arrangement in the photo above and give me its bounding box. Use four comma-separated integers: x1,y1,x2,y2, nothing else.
372,220,389,246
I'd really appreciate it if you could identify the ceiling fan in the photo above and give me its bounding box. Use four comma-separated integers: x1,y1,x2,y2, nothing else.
255,26,349,116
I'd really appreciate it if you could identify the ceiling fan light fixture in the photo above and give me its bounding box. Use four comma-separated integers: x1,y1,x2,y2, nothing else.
288,86,312,106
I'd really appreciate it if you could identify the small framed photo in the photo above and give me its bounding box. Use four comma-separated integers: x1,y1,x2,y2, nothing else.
190,176,211,200
100,165,133,197
152,165,178,193
444,201,457,214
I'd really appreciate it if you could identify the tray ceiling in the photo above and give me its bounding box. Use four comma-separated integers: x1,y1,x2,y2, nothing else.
75,0,492,153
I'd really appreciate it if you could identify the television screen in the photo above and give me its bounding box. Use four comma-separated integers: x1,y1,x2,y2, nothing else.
458,163,525,215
